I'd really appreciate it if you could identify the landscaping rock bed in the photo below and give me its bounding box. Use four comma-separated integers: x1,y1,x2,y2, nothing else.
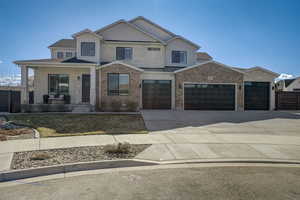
0,117,35,141
11,144,150,170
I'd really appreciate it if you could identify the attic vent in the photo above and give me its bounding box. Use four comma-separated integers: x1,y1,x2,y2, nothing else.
147,47,160,51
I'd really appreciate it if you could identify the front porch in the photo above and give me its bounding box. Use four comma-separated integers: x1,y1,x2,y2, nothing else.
18,60,98,112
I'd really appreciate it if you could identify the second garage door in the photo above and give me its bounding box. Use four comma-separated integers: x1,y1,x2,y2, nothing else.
184,83,236,110
244,81,270,110
142,80,171,109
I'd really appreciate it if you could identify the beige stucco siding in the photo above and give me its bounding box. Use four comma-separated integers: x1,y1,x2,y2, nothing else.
244,69,277,110
33,67,90,104
99,22,157,42
101,43,165,68
166,38,197,67
175,63,244,110
99,64,142,111
50,47,76,59
76,33,101,63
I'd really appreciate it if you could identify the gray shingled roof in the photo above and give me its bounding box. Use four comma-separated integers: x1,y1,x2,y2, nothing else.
141,66,185,72
48,39,76,48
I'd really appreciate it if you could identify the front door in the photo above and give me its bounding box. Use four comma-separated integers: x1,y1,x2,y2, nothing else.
82,74,90,103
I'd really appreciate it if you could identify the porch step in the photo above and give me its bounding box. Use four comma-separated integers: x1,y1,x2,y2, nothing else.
72,105,93,113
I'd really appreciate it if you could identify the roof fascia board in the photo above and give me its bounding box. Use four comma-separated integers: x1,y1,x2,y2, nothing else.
129,16,176,37
98,61,144,72
247,67,280,77
166,36,200,49
72,29,103,39
174,60,245,74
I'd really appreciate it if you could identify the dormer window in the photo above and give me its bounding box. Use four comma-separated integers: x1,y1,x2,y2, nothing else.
172,51,187,64
57,52,64,59
81,42,95,56
116,47,132,60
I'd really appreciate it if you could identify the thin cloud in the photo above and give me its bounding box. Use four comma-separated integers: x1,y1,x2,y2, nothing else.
0,60,3,64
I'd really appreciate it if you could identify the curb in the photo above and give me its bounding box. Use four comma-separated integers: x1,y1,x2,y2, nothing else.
0,159,157,182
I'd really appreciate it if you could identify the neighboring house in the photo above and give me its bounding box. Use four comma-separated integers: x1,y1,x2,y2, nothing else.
14,16,279,112
276,77,300,92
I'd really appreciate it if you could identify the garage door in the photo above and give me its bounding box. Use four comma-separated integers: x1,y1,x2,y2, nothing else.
142,80,171,109
244,82,270,110
0,90,9,112
184,84,235,110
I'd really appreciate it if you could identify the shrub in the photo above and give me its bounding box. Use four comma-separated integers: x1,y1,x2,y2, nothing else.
30,152,51,161
104,142,131,154
125,100,138,112
111,100,122,112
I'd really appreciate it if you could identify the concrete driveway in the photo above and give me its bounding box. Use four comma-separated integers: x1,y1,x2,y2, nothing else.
141,110,300,136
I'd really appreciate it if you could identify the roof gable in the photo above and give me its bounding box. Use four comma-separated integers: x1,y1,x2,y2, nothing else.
246,66,279,77
167,36,200,49
48,39,76,48
72,29,103,39
129,16,175,41
174,60,244,74
99,61,144,72
95,20,165,44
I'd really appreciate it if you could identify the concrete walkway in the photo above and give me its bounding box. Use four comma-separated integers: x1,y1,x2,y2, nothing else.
1,133,300,171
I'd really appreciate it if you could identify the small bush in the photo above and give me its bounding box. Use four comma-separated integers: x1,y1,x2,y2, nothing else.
30,153,51,161
104,142,131,154
126,100,138,112
111,100,122,112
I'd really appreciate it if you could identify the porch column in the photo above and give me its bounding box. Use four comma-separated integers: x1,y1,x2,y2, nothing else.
90,66,96,107
21,65,29,104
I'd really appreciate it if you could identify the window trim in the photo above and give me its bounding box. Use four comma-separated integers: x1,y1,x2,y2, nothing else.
48,74,69,95
116,47,133,60
57,52,64,59
65,52,73,57
171,50,187,64
81,42,96,57
107,73,130,96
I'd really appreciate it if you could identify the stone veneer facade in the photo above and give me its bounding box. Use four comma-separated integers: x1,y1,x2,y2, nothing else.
99,64,142,111
175,62,244,110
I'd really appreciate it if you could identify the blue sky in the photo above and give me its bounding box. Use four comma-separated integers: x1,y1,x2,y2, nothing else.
0,0,299,77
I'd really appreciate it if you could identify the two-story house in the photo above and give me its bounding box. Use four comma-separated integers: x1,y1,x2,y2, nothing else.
14,16,279,112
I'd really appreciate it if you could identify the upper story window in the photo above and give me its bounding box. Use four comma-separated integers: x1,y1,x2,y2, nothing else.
65,52,73,58
172,51,187,64
116,47,132,60
147,47,160,51
57,52,64,59
81,42,95,56
108,73,129,96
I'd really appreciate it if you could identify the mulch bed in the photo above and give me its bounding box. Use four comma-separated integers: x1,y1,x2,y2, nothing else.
11,144,150,170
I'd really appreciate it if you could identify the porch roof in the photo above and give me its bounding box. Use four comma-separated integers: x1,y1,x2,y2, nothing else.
14,57,97,67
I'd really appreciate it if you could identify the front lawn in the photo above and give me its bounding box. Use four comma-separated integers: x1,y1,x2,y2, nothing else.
7,114,147,137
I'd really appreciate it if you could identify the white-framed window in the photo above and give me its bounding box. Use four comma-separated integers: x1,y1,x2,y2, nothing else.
81,42,95,56
57,52,64,59
108,73,130,96
66,52,73,57
171,51,187,64
116,47,133,60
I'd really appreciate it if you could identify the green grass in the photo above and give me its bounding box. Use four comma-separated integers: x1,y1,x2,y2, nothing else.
7,114,148,138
